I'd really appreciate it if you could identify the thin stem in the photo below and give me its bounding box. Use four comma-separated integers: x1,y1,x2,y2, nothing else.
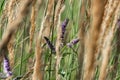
19,21,25,75
48,1,57,80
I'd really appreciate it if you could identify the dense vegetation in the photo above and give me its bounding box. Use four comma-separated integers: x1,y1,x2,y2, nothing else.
0,0,120,80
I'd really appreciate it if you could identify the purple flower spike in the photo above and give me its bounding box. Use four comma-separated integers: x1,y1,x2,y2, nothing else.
61,18,69,39
67,38,79,47
62,19,69,29
3,56,12,77
71,38,79,44
44,36,56,53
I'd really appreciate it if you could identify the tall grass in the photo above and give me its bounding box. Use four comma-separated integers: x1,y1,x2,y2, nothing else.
0,0,120,80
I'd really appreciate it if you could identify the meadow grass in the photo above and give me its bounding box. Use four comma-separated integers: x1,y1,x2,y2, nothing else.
0,0,120,80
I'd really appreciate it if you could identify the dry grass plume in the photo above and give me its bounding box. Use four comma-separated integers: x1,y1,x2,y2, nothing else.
83,0,106,80
42,0,54,38
29,0,37,52
99,2,120,80
54,0,65,27
7,0,16,69
78,0,87,79
0,0,9,28
32,0,54,79
0,0,33,62
97,0,119,55
55,5,65,80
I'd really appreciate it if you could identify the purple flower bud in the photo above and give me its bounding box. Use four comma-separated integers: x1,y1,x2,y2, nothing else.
62,19,69,29
61,18,69,39
44,36,56,53
3,56,12,77
71,38,79,44
67,38,79,47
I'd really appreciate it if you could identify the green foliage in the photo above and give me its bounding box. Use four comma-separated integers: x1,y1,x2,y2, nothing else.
0,0,120,80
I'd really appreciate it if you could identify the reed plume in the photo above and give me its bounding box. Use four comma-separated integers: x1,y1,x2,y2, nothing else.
83,0,106,80
78,0,86,79
37,0,54,44
99,2,120,80
32,1,55,79
55,5,65,80
7,0,16,69
29,0,37,52
0,0,33,62
54,0,65,27
97,0,119,54
7,0,16,23
42,0,54,38
32,37,43,80
0,0,9,28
